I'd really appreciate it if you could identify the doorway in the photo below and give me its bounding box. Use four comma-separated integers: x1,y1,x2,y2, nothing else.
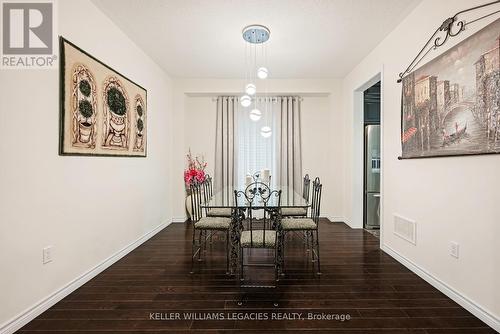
351,72,382,238
363,82,381,231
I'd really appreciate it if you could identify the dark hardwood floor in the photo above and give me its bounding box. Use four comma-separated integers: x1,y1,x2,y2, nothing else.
18,219,495,333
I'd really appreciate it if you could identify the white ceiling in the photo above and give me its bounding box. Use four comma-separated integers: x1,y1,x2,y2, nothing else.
91,0,421,79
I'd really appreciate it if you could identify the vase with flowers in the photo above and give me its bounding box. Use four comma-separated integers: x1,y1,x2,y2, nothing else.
184,149,207,219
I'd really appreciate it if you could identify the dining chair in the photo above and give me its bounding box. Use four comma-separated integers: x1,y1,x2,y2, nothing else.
203,174,213,198
190,180,231,274
281,177,322,275
203,175,232,218
281,174,310,217
234,181,282,284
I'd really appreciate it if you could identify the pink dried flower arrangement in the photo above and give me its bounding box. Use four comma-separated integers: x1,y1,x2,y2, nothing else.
184,149,207,187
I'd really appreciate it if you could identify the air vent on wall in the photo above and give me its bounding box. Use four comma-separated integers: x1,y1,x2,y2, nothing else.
393,214,416,245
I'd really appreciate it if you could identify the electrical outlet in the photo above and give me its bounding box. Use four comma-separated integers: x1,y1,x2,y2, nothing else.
43,246,53,264
450,242,459,259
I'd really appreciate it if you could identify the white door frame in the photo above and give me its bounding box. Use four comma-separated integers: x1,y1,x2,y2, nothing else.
352,69,384,245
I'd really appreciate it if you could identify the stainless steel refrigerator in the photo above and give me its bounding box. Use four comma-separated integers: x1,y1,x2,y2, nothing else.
364,125,380,228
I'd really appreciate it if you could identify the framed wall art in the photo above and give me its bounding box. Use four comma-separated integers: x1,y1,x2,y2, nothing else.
400,18,499,159
59,37,147,157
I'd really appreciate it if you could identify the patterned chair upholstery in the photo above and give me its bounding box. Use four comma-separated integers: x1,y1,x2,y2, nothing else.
234,181,282,284
281,177,322,275
190,179,231,274
207,208,233,217
282,174,310,217
203,175,233,218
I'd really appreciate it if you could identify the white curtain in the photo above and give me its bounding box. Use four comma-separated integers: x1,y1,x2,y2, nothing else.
236,97,279,188
214,96,237,202
277,96,303,191
235,96,302,191
215,96,302,192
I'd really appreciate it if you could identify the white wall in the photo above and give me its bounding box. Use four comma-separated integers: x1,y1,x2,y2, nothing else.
341,0,499,328
172,79,344,222
0,0,173,330
2,0,497,331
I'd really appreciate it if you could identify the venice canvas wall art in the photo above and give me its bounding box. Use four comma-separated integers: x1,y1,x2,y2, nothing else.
59,37,147,157
401,18,500,159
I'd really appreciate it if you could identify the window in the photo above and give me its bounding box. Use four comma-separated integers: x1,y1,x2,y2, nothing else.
236,98,279,188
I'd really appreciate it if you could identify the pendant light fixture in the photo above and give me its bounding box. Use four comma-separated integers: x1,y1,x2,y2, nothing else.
260,96,273,138
250,108,262,121
257,67,268,79
249,95,262,122
245,83,256,95
240,95,251,107
260,126,272,138
241,24,270,111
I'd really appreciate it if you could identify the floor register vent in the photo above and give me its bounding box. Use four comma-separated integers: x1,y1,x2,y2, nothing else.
393,214,416,245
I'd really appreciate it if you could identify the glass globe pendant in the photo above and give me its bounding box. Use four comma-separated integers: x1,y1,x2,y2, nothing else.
260,126,272,138
245,83,256,95
249,109,262,122
257,67,268,79
240,95,251,107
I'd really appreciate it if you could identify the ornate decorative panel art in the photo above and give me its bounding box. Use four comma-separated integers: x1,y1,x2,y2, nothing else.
60,37,147,157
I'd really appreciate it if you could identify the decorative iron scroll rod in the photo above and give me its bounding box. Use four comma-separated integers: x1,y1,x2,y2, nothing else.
397,0,500,83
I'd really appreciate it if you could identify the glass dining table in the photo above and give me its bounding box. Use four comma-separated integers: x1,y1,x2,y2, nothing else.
201,186,310,275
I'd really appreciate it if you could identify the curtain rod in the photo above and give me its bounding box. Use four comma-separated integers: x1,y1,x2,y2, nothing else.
397,0,500,83
208,96,305,102
185,92,329,99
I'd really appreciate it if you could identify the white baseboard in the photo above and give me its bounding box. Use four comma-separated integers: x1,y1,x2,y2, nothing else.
382,244,500,333
330,216,360,229
0,219,172,334
344,219,363,229
172,216,187,223
328,215,345,223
